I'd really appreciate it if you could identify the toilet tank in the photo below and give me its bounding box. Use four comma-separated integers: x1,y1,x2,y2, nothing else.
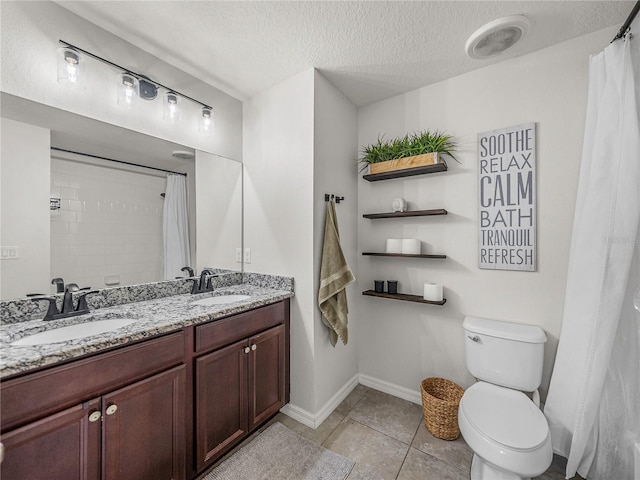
463,316,547,391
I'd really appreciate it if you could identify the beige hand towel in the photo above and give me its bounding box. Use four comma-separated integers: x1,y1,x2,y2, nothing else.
318,200,355,346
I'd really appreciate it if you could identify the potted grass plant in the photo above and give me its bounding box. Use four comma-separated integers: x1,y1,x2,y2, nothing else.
359,130,458,174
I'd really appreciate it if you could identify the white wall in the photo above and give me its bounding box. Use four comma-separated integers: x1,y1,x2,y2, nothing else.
0,118,51,299
244,69,360,421
1,1,242,161
195,151,242,272
356,26,617,402
243,69,317,413
312,71,359,412
50,157,165,289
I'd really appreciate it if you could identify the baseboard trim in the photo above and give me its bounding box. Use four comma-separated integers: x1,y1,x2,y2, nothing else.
279,403,316,428
280,374,359,429
281,373,421,429
358,374,422,405
314,374,360,427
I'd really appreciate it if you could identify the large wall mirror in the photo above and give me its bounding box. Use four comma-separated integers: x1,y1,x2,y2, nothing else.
0,93,242,300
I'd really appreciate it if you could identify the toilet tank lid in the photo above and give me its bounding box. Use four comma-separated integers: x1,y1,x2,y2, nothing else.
463,317,547,343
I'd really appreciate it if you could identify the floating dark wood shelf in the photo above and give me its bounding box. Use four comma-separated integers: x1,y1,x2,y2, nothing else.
363,209,448,219
363,163,447,182
362,290,446,306
362,252,447,259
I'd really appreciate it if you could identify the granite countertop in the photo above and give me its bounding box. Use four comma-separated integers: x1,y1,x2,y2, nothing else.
0,284,293,379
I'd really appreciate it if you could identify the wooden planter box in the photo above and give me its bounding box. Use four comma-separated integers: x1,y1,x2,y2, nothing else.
369,152,441,174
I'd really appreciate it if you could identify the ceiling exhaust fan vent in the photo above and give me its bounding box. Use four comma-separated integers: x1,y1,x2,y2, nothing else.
171,150,195,160
465,15,532,59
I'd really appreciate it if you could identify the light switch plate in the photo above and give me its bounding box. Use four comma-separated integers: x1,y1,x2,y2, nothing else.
0,246,19,260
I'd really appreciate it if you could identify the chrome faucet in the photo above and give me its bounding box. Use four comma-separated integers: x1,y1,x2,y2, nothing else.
31,284,98,321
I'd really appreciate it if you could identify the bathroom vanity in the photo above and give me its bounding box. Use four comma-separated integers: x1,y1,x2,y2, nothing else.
0,284,291,480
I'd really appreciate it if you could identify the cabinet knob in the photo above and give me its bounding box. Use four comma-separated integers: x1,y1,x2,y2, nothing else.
244,346,250,354
88,411,102,423
105,404,118,416
251,344,257,351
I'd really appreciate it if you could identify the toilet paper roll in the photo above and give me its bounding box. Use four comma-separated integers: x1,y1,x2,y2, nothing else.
423,283,444,302
386,239,403,254
402,239,421,255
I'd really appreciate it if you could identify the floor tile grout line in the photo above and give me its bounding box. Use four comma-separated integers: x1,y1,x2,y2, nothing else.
320,389,367,448
347,387,425,445
394,414,423,480
330,389,369,479
346,416,420,447
394,443,413,480
320,413,348,448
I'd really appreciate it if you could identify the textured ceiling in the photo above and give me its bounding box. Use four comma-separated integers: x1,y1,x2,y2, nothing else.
57,1,633,107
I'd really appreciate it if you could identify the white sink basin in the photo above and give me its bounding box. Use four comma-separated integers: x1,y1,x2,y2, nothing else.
191,295,252,306
11,319,138,346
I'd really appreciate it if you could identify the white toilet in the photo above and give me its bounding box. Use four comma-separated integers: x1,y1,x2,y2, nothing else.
458,316,553,480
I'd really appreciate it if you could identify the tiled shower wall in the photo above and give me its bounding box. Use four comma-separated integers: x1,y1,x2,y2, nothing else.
50,158,166,291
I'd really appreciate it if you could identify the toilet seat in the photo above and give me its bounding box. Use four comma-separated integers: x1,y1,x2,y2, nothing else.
460,382,548,451
458,382,552,478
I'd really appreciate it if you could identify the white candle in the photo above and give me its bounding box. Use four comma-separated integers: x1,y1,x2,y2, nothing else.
423,283,444,302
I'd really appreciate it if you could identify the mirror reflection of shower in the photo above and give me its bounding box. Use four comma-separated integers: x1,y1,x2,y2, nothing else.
0,93,243,300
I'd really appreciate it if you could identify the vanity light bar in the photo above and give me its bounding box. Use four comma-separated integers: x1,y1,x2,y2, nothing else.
58,39,213,111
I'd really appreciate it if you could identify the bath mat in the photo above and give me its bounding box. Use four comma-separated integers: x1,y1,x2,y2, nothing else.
200,422,354,480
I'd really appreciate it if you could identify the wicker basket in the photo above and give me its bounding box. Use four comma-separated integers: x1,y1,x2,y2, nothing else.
420,377,464,440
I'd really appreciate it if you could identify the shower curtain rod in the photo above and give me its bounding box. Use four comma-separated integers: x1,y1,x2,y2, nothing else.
612,0,639,42
51,147,187,176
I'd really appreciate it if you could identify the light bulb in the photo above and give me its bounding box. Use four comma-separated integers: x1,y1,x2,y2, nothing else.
117,73,139,108
163,92,181,122
57,47,84,87
199,107,214,135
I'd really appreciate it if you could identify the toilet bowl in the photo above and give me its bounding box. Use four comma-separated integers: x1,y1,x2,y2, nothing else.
460,317,552,480
459,382,552,479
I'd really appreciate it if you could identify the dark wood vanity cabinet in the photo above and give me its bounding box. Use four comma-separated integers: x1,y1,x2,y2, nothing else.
248,324,286,430
1,366,186,480
193,301,288,473
0,333,187,480
0,299,290,480
101,366,186,480
0,399,102,480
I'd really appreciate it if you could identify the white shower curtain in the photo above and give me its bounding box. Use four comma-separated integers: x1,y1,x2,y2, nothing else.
163,174,191,280
544,31,640,479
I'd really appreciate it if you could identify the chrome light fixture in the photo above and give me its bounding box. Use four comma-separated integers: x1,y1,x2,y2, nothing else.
163,92,181,122
465,15,532,59
57,47,84,86
199,107,213,135
116,73,139,108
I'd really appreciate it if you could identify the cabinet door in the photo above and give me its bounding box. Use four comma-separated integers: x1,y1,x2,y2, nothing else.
195,338,248,471
102,365,186,480
248,324,286,430
0,399,101,480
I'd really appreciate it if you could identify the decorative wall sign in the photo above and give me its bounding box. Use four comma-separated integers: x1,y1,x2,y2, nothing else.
478,123,536,271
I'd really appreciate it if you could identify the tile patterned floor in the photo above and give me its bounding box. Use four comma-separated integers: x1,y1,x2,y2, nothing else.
211,384,579,480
